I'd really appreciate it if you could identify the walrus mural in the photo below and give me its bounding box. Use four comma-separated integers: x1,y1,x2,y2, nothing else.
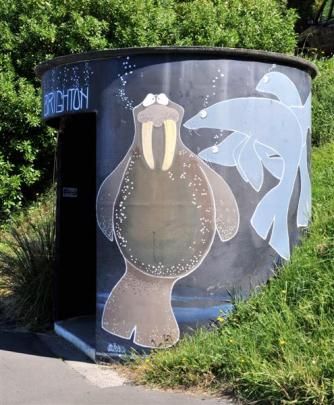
96,94,239,348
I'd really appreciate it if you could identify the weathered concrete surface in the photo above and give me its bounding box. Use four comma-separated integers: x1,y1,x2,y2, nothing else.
0,330,235,405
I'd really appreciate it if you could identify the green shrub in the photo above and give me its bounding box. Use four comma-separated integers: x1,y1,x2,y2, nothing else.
0,0,297,218
133,143,334,404
312,57,334,146
0,189,55,330
0,66,56,218
286,0,321,32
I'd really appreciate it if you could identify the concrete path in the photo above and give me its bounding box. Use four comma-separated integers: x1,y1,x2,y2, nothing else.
0,330,234,405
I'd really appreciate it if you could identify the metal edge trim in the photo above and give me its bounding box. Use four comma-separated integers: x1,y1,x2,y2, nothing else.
35,46,318,78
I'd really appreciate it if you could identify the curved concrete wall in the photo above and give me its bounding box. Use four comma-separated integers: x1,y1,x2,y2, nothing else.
38,48,316,359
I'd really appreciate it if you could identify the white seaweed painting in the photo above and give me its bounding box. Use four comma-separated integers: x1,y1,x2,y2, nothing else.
184,72,311,260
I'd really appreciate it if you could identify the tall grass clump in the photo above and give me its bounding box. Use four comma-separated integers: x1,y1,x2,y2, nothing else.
312,57,334,146
132,142,334,404
0,190,55,330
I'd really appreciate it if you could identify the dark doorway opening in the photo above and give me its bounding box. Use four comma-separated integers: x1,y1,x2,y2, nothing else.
54,113,96,359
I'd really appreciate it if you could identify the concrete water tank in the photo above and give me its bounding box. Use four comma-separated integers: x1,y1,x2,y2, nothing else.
36,47,317,361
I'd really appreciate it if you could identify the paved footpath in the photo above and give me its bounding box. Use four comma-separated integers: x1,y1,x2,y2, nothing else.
0,330,235,405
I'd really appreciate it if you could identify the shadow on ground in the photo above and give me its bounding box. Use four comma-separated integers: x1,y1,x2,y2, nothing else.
0,329,92,363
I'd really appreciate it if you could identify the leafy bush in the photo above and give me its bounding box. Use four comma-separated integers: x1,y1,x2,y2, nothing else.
132,142,334,404
312,57,334,146
0,0,297,217
0,190,55,330
0,66,56,218
286,0,322,32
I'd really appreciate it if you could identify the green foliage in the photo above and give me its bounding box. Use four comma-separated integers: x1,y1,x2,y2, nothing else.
133,143,334,404
312,57,334,146
287,0,318,32
0,66,55,217
276,1,324,32
0,190,55,330
0,0,297,217
164,0,298,52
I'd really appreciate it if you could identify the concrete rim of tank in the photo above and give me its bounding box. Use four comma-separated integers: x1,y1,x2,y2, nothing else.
35,46,318,79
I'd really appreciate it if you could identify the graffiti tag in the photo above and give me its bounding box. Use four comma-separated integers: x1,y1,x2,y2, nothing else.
107,342,126,354
44,87,89,117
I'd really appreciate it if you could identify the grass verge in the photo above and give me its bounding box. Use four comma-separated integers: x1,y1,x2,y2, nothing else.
132,142,334,404
0,189,55,330
312,57,334,146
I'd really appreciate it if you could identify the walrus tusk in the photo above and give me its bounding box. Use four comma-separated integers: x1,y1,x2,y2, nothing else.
162,119,177,171
142,121,155,170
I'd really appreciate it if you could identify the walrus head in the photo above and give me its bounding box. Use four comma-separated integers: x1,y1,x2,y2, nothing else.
133,94,184,171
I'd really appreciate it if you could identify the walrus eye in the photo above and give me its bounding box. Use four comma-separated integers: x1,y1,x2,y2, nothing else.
157,93,169,106
199,109,207,118
142,93,156,107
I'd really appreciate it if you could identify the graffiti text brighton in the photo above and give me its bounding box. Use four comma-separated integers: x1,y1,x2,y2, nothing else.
44,87,89,117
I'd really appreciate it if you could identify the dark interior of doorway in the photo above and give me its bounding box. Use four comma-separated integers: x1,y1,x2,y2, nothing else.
54,113,96,360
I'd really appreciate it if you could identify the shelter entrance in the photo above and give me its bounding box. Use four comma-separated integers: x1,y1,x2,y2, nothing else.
54,113,96,360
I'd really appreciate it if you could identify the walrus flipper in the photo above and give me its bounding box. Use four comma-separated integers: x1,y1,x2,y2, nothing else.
96,152,131,242
199,162,239,242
